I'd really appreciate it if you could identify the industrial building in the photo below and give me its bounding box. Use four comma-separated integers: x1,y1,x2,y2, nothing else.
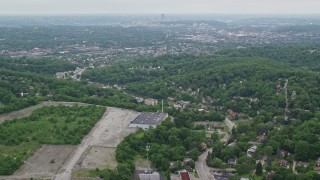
129,112,168,130
132,170,164,180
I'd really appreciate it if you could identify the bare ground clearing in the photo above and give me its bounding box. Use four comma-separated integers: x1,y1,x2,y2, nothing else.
56,107,139,180
78,146,117,170
0,103,139,180
14,145,75,176
73,107,139,172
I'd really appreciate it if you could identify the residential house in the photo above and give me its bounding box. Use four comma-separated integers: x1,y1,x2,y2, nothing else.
135,97,144,103
297,161,308,168
247,145,257,157
55,72,66,79
227,142,236,147
316,158,320,167
183,158,192,164
248,141,261,146
277,159,289,168
179,170,190,180
200,142,208,151
212,122,223,130
257,134,268,144
228,157,237,166
276,84,282,94
315,158,320,173
144,98,158,106
227,109,238,119
278,149,289,158
182,158,194,171
206,138,213,145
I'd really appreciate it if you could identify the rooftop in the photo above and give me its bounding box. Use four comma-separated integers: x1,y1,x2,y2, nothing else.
133,170,164,180
213,172,233,180
179,171,191,180
130,112,168,126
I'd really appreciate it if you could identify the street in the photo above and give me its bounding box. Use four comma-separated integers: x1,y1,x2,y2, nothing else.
224,117,236,132
195,148,215,180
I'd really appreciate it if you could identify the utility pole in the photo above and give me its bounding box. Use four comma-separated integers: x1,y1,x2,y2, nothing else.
284,79,289,121
162,99,164,113
146,143,150,172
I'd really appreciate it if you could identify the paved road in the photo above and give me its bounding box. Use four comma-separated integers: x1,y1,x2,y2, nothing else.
293,161,297,173
0,173,55,180
195,149,215,180
260,155,268,166
224,117,236,132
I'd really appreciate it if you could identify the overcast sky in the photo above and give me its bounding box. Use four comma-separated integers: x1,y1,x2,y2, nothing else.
1,0,320,15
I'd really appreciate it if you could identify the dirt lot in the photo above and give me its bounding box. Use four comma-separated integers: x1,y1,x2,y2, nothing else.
0,103,139,180
14,145,74,176
79,146,117,169
85,107,138,147
75,107,139,170
56,107,139,180
0,104,44,124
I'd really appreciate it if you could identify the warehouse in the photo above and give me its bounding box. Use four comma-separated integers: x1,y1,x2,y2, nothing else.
129,112,168,130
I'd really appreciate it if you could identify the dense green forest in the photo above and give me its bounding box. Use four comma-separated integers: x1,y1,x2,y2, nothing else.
0,57,77,75
82,52,320,121
82,47,320,178
0,68,155,115
0,105,105,175
218,46,320,71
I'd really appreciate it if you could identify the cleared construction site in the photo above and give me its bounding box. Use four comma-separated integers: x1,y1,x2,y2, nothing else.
0,102,140,180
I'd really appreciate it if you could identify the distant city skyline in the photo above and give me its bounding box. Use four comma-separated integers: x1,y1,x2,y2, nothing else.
1,0,320,15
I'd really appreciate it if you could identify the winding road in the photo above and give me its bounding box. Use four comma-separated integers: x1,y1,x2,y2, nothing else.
195,148,215,180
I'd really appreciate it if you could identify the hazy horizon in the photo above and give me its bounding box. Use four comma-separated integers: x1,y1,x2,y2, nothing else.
1,0,320,15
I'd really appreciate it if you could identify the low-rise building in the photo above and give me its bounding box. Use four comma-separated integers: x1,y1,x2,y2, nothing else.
144,98,158,106
213,172,233,180
129,112,168,130
179,170,190,180
55,72,66,79
247,146,257,157
133,170,162,180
